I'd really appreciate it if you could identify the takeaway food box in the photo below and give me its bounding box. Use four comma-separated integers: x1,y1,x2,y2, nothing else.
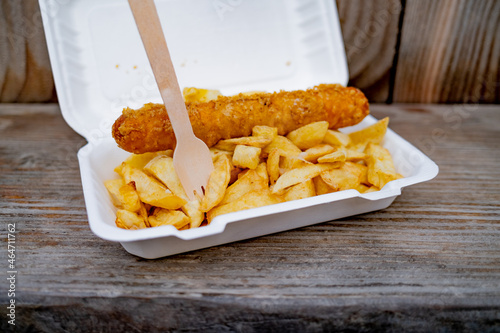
39,0,438,258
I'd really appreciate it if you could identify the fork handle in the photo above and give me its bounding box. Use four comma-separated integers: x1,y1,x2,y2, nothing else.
128,0,194,140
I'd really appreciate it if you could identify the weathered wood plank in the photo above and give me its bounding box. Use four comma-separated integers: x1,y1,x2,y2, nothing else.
393,0,500,103
0,0,54,103
0,3,8,95
0,0,26,102
0,103,499,331
1,0,498,104
16,0,54,102
336,0,402,102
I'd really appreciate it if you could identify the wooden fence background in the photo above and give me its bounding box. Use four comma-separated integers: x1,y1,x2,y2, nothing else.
0,0,498,104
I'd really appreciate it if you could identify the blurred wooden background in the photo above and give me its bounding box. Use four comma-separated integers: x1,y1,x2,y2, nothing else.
0,0,498,104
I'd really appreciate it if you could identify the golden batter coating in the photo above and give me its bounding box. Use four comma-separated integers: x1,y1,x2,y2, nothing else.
112,84,369,154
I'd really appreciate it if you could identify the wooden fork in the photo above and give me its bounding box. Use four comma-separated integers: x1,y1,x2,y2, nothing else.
128,0,213,201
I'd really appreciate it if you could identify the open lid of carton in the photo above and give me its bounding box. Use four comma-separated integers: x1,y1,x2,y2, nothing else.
39,0,348,141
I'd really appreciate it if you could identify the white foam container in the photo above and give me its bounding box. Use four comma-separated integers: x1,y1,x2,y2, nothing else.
40,0,438,258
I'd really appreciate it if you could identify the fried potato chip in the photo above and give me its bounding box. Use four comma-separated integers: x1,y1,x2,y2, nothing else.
323,129,351,147
319,162,369,192
255,162,269,184
183,87,222,103
316,147,364,164
343,148,367,162
209,147,233,162
272,163,337,195
121,164,187,209
144,155,188,201
355,184,371,193
286,121,329,150
119,182,142,212
288,157,312,170
320,168,360,192
104,178,128,208
283,179,316,202
181,200,204,229
232,145,262,169
363,186,380,193
238,90,267,96
120,151,172,172
219,169,268,205
228,166,243,185
343,162,369,185
200,154,231,212
349,117,389,147
252,125,278,140
267,149,283,185
313,176,336,195
365,142,401,189
207,188,283,223
115,209,148,230
298,144,336,163
149,208,190,229
261,135,302,157
214,136,272,152
316,150,346,164
280,154,305,171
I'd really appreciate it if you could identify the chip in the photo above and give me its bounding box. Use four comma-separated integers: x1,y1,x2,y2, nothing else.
323,129,351,147
255,162,269,184
343,162,369,185
182,199,204,229
232,145,262,169
144,155,188,201
298,144,336,163
252,125,278,140
183,87,222,103
118,182,143,212
272,163,337,195
214,136,272,152
283,179,316,202
349,117,389,148
219,169,268,205
343,148,367,162
207,189,283,223
209,147,233,161
267,148,283,185
313,176,336,195
286,121,329,150
261,135,302,157
355,183,370,193
200,154,231,212
121,163,187,210
120,151,171,171
365,142,402,189
104,178,128,208
320,167,360,192
316,149,346,164
149,208,190,229
115,209,148,230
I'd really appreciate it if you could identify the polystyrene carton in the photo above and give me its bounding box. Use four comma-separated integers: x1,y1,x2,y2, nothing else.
40,0,438,258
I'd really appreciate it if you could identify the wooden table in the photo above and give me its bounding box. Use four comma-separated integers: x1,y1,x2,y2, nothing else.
1,103,499,332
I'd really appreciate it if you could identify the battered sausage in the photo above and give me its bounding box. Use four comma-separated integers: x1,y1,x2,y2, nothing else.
112,83,369,154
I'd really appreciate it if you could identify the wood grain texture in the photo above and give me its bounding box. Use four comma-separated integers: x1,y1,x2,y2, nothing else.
0,3,8,94
393,0,500,103
16,0,54,103
336,0,402,102
1,0,499,104
0,0,54,103
0,0,26,102
1,104,499,331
